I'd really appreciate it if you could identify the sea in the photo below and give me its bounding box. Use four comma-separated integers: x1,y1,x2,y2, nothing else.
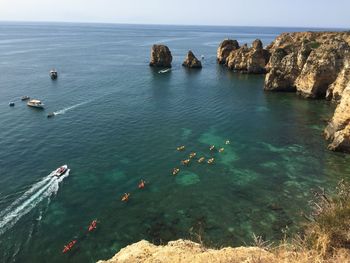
0,22,349,263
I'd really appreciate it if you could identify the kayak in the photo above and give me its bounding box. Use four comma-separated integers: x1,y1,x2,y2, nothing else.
88,220,97,232
62,240,77,253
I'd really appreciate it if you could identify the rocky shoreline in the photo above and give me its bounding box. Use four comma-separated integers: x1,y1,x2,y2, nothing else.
219,32,350,153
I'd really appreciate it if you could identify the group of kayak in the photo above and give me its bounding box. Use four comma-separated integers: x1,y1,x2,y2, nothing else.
173,140,230,176
62,140,230,254
62,219,98,253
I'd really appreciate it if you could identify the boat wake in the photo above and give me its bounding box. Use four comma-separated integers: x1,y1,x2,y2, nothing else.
0,169,70,236
53,100,91,116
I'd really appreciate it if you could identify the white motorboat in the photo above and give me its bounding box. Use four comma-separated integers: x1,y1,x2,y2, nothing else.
53,165,68,177
158,68,171,74
27,99,44,109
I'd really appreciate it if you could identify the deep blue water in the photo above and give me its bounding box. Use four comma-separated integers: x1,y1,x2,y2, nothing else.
0,23,349,263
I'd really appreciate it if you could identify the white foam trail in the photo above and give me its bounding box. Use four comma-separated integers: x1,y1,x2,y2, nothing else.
0,170,70,236
53,100,91,115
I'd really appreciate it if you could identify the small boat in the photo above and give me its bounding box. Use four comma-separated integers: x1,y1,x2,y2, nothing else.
198,157,205,163
218,148,224,153
27,99,44,109
50,69,58,80
88,220,97,232
225,140,230,145
9,102,15,107
53,165,68,177
21,96,30,101
158,68,171,74
62,240,77,253
177,145,185,151
47,112,55,118
209,145,215,151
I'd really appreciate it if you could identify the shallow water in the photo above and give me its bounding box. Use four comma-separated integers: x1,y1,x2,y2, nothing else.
0,23,349,263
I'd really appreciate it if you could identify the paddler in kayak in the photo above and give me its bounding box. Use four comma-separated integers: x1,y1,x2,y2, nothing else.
62,240,77,253
207,158,215,164
172,168,180,176
121,193,130,202
198,157,205,163
138,179,146,189
181,159,190,166
177,145,185,151
189,152,196,159
88,220,97,232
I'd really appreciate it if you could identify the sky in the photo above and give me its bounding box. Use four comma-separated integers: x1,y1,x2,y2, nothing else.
0,0,349,28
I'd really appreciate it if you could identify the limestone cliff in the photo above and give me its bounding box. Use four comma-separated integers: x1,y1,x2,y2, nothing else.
182,50,202,69
217,39,240,64
264,32,350,152
97,239,275,263
225,39,270,73
149,44,172,68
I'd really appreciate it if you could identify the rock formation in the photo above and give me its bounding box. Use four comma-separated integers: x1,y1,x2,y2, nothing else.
225,39,270,73
149,44,173,68
263,32,350,152
217,39,240,64
265,32,350,97
182,50,202,68
324,85,350,152
98,239,275,263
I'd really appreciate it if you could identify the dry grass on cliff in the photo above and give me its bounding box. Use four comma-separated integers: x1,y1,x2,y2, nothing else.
270,179,350,262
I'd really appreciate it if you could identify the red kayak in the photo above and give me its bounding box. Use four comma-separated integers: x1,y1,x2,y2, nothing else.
88,220,97,232
62,240,77,253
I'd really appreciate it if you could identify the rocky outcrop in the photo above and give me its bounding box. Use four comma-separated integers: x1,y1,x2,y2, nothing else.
225,39,270,74
264,32,350,152
264,32,350,98
149,45,172,68
217,39,240,64
182,50,202,69
98,239,275,263
324,85,350,152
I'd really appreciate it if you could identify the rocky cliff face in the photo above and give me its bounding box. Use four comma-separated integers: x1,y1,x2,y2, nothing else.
225,39,270,73
217,39,240,64
264,32,350,152
182,50,202,68
98,239,275,263
149,45,173,68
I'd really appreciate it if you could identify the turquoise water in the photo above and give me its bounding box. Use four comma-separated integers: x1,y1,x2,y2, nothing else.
0,23,349,263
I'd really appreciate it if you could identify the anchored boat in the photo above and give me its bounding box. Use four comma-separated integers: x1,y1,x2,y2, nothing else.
50,69,58,80
27,99,44,109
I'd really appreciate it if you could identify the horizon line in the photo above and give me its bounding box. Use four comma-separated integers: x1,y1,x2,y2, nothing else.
0,20,348,30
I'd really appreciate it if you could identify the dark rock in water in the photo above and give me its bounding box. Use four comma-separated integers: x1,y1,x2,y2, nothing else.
217,39,240,64
267,203,283,211
182,50,202,69
149,44,173,68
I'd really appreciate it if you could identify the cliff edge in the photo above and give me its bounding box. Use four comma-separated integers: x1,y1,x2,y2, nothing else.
97,239,274,263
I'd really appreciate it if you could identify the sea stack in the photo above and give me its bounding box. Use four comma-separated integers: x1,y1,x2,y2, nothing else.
182,50,202,69
149,44,173,68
